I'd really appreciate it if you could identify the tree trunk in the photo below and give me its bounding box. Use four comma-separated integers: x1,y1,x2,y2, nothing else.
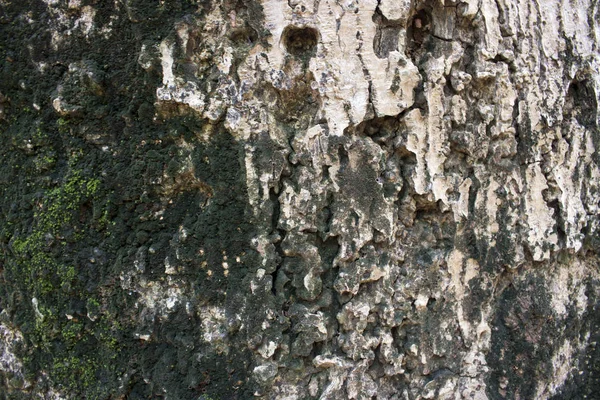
1,0,599,399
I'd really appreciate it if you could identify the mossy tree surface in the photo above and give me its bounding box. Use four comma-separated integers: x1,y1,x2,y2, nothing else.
0,0,258,398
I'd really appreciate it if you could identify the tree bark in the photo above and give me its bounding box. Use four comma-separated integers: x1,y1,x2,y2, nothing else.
1,0,599,399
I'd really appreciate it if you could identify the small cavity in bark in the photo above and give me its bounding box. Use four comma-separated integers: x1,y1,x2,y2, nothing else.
282,26,319,57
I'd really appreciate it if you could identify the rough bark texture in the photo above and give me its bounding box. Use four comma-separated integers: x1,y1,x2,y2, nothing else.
1,0,600,399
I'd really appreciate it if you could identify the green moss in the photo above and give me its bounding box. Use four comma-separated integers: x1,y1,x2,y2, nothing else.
57,117,69,134
33,152,57,172
10,170,102,294
5,165,122,397
96,208,114,232
61,321,83,343
53,356,99,393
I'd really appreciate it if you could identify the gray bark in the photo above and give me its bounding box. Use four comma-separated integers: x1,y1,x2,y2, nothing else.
0,0,599,399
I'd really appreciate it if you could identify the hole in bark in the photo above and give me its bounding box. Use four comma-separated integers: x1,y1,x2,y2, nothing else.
229,27,258,47
282,26,319,57
406,9,431,61
337,145,349,171
547,199,567,246
565,79,597,129
414,194,438,212
410,10,431,39
427,297,437,311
